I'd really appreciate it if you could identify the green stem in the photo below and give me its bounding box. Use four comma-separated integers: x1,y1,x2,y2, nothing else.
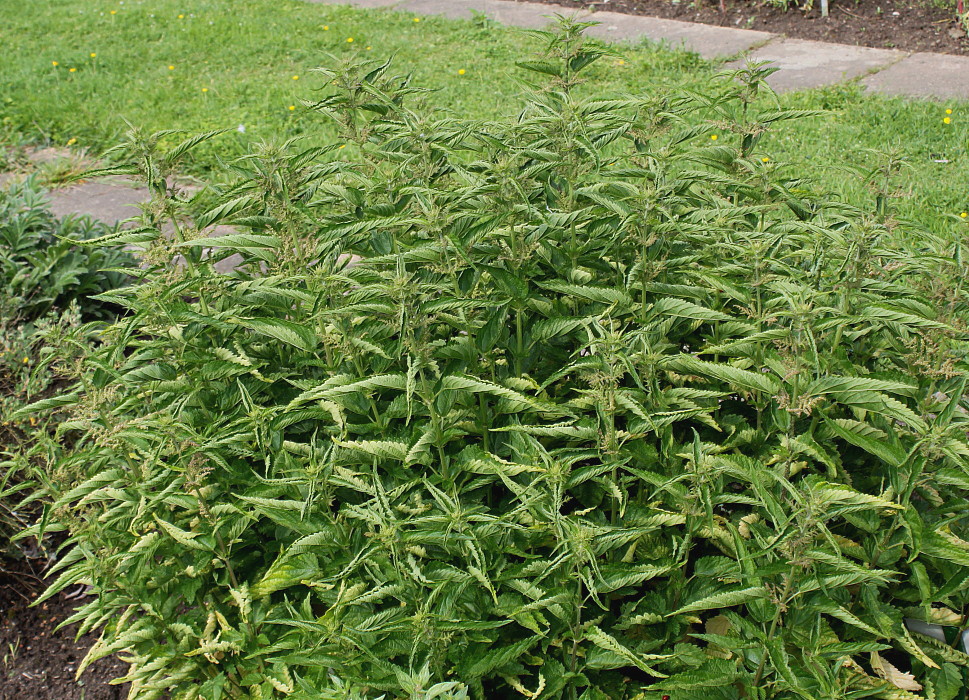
751,567,796,688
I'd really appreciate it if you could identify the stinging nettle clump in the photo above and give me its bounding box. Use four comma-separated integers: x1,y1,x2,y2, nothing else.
23,17,969,700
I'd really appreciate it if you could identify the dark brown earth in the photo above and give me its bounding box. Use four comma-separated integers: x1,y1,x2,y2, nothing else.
0,560,129,700
522,0,969,55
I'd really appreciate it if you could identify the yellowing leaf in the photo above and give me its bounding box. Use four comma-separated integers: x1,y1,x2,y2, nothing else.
870,651,922,692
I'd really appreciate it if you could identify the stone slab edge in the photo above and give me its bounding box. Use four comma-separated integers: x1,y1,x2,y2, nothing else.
862,52,969,100
733,37,906,92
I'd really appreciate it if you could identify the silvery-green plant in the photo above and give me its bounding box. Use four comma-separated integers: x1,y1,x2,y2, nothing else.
25,17,969,700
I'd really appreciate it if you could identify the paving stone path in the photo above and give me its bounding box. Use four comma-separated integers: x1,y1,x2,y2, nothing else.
46,179,148,224
3,0,966,237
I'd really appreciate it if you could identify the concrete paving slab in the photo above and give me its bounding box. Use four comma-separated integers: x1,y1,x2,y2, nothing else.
304,0,402,7
26,147,75,165
862,52,969,100
47,181,148,225
213,254,246,274
396,0,580,27
584,11,774,59
480,0,584,28
392,0,479,21
735,39,903,92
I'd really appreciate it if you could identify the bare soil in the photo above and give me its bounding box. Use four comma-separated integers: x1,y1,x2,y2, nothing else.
0,561,129,700
526,0,969,55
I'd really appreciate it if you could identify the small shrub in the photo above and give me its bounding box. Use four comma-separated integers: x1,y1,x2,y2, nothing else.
0,176,133,323
33,19,969,700
1,178,135,558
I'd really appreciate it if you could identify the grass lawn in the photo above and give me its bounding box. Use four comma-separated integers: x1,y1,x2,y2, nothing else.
1,0,967,233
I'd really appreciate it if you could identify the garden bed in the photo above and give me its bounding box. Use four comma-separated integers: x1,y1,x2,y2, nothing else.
527,0,969,55
0,565,128,700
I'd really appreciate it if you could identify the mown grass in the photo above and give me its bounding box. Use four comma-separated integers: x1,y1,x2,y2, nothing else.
0,1,707,153
0,0,967,233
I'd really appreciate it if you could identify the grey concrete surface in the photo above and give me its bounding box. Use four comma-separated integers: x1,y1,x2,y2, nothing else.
585,11,774,59
735,39,904,92
862,52,969,100
396,0,579,27
47,181,148,225
304,0,402,6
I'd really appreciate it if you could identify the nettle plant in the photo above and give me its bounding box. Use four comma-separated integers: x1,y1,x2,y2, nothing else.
30,18,969,700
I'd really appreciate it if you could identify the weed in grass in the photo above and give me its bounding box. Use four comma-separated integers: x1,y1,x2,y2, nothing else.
33,153,97,188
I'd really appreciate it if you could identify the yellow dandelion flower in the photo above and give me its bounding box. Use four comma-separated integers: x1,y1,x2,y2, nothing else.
616,59,625,66
22,357,29,364
201,87,208,92
52,61,59,66
67,137,77,146
90,53,97,58
413,17,420,22
69,67,77,72
944,117,952,124
346,37,354,43
458,68,466,75
289,105,296,111
168,65,175,70
946,108,953,115
292,75,299,80
323,25,329,30
962,212,968,218
110,9,117,14
178,14,184,18
710,134,718,140
366,46,372,50
761,156,770,162
339,144,346,149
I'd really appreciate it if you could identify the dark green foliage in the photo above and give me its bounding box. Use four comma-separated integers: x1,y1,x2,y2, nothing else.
1,179,135,561
0,305,87,555
31,19,969,700
0,177,134,323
